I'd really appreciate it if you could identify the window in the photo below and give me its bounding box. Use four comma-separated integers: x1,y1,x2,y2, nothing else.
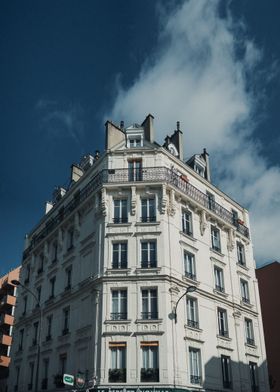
142,289,158,319
113,199,128,223
67,228,74,250
65,267,72,290
214,266,225,293
182,210,193,236
240,279,250,303
62,307,70,335
46,315,52,341
249,362,259,391
111,290,127,320
232,209,238,226
207,192,215,211
221,355,232,389
51,241,58,263
141,241,157,268
18,329,24,351
35,286,41,307
237,242,246,266
28,362,34,390
218,308,228,337
184,251,196,280
189,348,202,384
128,138,141,148
141,198,156,222
24,265,30,284
23,296,27,316
59,354,67,375
37,254,44,274
128,160,142,181
42,359,49,390
211,226,221,252
141,342,159,382
187,297,199,329
109,342,126,383
32,322,39,346
194,163,205,177
112,243,127,269
49,277,56,299
245,319,255,345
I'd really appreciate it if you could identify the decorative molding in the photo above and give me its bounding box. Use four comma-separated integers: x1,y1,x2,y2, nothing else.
200,210,207,236
168,189,176,216
161,184,167,214
101,188,107,216
131,186,136,216
227,228,235,251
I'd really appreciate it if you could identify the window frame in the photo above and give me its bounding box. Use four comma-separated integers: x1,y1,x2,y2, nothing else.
217,308,229,338
186,296,199,329
221,355,232,389
141,240,157,268
113,199,128,224
183,251,196,281
182,209,193,236
141,288,158,320
211,226,221,252
189,347,202,385
111,289,128,320
112,242,128,269
141,198,156,223
214,266,225,293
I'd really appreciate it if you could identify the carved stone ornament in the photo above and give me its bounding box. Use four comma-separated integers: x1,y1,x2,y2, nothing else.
227,228,235,251
167,189,176,216
200,210,207,236
101,188,107,216
131,186,136,216
161,184,167,214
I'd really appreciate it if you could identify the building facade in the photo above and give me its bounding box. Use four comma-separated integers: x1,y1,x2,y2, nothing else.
0,267,20,392
256,261,280,391
8,116,269,392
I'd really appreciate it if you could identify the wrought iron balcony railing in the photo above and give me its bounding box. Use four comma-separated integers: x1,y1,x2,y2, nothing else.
141,311,158,320
110,312,127,321
23,167,249,260
187,319,199,329
190,375,202,384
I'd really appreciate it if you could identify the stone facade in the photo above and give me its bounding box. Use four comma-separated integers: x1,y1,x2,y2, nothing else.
8,116,269,392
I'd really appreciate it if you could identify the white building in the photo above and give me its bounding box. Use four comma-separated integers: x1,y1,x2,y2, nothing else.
8,115,269,392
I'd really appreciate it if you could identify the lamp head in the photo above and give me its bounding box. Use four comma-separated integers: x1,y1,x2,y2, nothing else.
11,279,20,286
186,285,197,293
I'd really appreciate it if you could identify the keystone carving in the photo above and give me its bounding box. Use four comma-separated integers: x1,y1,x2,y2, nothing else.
161,184,167,214
168,189,176,216
200,210,207,236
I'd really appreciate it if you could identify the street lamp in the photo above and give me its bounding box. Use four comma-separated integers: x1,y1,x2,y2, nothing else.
12,279,42,392
173,285,197,324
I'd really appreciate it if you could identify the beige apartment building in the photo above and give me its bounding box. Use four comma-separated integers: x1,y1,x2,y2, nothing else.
8,116,269,391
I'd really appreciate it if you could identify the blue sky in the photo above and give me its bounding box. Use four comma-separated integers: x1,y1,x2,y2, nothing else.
1,0,280,274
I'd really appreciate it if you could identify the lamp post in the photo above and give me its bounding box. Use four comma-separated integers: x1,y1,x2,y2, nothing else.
12,279,42,392
173,285,197,323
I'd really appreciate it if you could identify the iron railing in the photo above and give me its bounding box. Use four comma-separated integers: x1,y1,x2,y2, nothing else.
23,167,249,260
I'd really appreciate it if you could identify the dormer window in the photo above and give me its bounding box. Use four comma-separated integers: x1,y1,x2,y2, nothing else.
194,163,205,177
128,138,142,148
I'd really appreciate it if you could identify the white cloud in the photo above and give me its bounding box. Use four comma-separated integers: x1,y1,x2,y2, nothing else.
107,0,279,265
36,100,85,148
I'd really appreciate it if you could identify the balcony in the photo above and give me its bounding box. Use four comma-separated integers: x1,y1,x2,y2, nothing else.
23,167,250,261
0,354,10,367
113,217,128,224
141,216,156,223
190,375,201,384
141,368,159,382
0,314,14,326
187,319,199,329
109,368,126,383
110,312,127,321
141,312,158,320
0,333,12,346
0,294,16,309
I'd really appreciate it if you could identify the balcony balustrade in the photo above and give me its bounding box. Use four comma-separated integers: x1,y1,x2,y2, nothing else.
23,167,249,260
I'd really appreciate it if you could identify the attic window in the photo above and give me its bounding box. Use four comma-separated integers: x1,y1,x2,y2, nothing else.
128,137,142,148
194,163,205,177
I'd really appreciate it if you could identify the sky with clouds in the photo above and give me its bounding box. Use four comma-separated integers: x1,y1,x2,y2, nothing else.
0,0,279,274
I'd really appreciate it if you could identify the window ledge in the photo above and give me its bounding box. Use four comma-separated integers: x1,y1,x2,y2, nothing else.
240,300,253,308
184,324,202,333
210,248,224,257
135,318,163,324
245,342,257,349
236,262,249,271
180,231,197,242
106,268,131,275
135,221,160,226
217,334,232,342
182,276,200,286
213,289,228,298
135,267,161,274
107,223,132,228
104,319,132,325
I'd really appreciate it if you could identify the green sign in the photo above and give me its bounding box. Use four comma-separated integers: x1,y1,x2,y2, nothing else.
63,373,74,386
